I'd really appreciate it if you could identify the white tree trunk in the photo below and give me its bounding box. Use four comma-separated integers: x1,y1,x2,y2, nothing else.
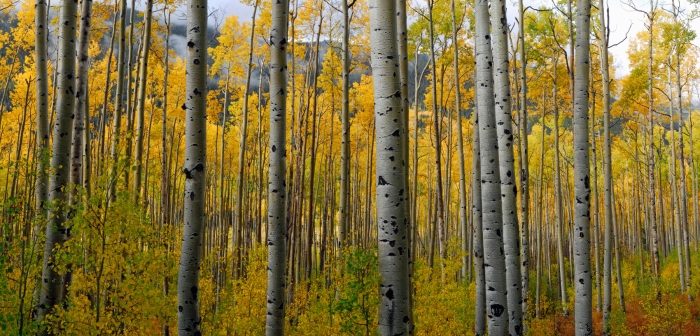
517,0,530,317
34,0,49,222
369,0,411,333
573,0,593,333
37,0,78,326
427,1,446,278
490,0,523,332
450,0,468,282
107,0,128,203
265,0,289,332
177,0,208,333
473,100,486,335
475,0,508,332
338,0,351,250
396,0,413,324
132,0,155,202
553,57,568,316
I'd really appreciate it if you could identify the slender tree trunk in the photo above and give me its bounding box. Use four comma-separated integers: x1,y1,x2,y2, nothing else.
124,0,137,189
553,57,568,316
535,107,546,318
36,0,78,327
369,0,411,333
475,0,509,331
473,98,486,336
601,3,614,332
234,0,259,280
107,0,129,203
98,4,118,169
34,0,50,224
396,0,413,323
675,51,692,298
668,66,687,294
161,11,171,335
613,196,625,312
427,0,446,280
647,3,660,278
132,0,154,202
518,0,530,317
449,0,469,282
305,10,323,280
265,0,289,331
176,0,208,333
689,89,698,256
591,89,602,313
339,0,351,252
573,0,592,332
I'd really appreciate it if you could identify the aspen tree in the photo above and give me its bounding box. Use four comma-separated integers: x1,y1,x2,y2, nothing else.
517,0,530,316
97,3,118,168
668,64,686,294
161,10,171,335
473,101,486,336
37,0,78,327
124,0,137,189
265,0,289,330
573,0,593,332
132,0,154,202
397,0,410,225
427,0,446,278
339,0,350,250
67,0,94,295
591,90,601,313
108,0,128,203
670,0,692,294
368,0,411,333
475,0,509,332
490,0,523,331
35,0,49,221
305,7,323,280
535,108,546,318
177,0,208,333
613,194,625,312
644,0,661,277
449,0,469,282
397,0,413,321
553,55,568,316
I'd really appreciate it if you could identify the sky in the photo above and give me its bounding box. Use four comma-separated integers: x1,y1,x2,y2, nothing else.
202,0,700,79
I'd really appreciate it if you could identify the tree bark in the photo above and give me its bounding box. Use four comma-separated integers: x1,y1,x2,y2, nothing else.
427,0,446,280
338,0,351,251
34,0,50,223
475,0,509,332
132,0,154,202
107,0,129,203
517,0,530,317
176,0,208,333
490,0,523,331
646,2,661,278
369,0,412,333
472,97,486,336
449,0,468,282
36,0,78,327
573,0,593,332
265,0,289,331
553,56,568,316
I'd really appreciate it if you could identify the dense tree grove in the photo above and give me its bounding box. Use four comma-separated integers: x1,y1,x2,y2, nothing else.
3,0,700,334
